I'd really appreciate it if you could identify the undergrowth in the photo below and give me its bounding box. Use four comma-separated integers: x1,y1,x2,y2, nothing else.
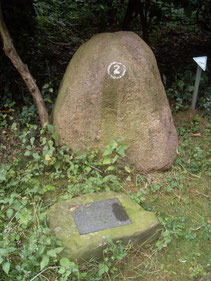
0,105,210,280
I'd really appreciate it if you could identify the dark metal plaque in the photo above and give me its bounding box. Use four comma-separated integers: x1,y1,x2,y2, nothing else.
70,198,132,235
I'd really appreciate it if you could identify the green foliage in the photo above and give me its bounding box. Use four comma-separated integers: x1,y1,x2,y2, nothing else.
175,118,210,175
0,109,130,280
173,0,211,33
166,69,210,114
98,239,127,278
0,102,210,280
34,0,124,42
33,0,211,45
156,216,186,250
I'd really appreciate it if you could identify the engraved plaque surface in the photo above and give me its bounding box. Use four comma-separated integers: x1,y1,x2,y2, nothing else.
70,198,132,235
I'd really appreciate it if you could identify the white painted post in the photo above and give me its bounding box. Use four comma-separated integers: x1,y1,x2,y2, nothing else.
191,65,202,110
191,56,207,110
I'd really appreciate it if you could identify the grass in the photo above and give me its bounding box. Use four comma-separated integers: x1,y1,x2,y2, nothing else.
117,111,210,281
121,174,210,280
0,108,210,281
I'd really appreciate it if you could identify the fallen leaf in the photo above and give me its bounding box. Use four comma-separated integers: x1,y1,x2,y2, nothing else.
179,258,187,263
45,154,51,161
143,253,152,258
70,206,78,211
136,256,143,260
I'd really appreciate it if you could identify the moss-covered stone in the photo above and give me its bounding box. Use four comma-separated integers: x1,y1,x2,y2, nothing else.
47,192,161,261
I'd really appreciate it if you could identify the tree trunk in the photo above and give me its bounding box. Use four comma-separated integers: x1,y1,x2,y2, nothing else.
139,5,149,43
122,0,139,30
0,3,49,127
122,0,150,42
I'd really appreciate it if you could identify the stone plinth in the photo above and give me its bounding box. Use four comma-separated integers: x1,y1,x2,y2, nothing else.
47,192,161,261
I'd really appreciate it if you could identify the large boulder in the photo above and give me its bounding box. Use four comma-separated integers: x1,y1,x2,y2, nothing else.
53,31,178,171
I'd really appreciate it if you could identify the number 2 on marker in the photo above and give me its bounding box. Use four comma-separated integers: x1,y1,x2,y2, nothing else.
113,64,120,75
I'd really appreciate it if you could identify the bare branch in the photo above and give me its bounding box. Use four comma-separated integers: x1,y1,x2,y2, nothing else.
0,3,49,127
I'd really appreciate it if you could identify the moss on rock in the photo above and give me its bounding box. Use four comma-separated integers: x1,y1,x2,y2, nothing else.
47,192,161,261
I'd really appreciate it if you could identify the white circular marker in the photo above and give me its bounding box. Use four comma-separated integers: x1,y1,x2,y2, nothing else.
107,62,126,79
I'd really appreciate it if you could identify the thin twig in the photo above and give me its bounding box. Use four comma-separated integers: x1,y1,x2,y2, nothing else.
29,266,60,281
191,225,203,231
195,191,211,199
188,172,202,179
173,191,182,201
89,164,103,174
1,110,13,113
40,274,50,281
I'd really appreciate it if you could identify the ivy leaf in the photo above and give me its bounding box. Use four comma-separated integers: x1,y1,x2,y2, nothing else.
6,208,14,219
30,137,35,146
117,136,124,143
116,145,128,157
60,257,71,268
102,158,112,165
52,132,59,141
98,263,109,276
47,124,56,136
2,261,10,274
24,150,31,156
42,83,49,89
0,165,8,182
33,153,40,160
40,254,49,270
102,147,113,156
125,165,132,173
58,267,65,274
109,140,118,150
47,249,57,257
11,122,17,131
112,155,119,164
47,247,63,257
106,165,116,171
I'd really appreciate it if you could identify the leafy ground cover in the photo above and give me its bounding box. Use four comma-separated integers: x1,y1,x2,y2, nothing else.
1,2,210,280
0,102,210,280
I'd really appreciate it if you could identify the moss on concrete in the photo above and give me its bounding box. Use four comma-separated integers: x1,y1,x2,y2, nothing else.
47,192,161,261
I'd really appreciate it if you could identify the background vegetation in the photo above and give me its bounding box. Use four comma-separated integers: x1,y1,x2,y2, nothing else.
0,0,210,116
0,0,210,280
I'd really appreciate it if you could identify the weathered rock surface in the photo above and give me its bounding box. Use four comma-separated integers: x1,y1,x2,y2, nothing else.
47,192,161,261
53,31,178,171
